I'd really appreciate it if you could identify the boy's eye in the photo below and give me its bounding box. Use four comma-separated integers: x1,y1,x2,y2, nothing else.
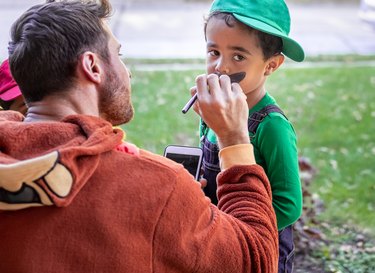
233,55,245,61
208,50,219,57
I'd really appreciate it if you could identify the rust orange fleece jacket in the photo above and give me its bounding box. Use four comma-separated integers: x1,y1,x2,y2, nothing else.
0,111,278,273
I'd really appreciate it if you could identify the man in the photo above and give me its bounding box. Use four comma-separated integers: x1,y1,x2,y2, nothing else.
0,1,278,272
0,59,27,114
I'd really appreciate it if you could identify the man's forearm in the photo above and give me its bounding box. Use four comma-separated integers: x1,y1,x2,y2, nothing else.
217,145,278,273
217,164,278,273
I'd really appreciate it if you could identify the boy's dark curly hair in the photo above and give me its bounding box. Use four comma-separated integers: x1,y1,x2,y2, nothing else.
204,12,283,60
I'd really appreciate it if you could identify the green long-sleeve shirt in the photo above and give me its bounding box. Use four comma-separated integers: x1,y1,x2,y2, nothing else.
200,93,302,230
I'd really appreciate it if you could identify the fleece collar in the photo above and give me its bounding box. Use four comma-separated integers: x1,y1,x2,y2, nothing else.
0,111,137,211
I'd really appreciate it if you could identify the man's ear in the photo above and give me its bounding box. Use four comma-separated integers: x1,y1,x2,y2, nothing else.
264,54,285,76
79,52,103,84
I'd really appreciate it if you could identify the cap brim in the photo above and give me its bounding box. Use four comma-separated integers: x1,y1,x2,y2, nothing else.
0,85,22,101
233,14,305,62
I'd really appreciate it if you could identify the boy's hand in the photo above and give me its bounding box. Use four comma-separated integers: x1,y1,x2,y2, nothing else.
192,74,250,149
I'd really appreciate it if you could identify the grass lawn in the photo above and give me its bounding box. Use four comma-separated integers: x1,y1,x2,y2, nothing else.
122,57,375,236
268,62,375,235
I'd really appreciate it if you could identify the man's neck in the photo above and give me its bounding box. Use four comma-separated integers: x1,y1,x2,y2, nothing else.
24,92,99,123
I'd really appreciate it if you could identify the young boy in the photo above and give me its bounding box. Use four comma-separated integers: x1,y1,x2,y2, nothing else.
0,59,27,115
196,0,304,272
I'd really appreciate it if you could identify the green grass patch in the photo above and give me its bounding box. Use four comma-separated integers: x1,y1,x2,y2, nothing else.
122,69,204,153
268,64,375,234
122,58,375,235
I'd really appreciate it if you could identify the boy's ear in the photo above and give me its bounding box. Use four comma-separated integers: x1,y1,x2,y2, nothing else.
79,52,103,84
264,54,285,76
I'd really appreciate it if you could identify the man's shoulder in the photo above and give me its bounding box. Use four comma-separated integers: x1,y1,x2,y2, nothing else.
141,149,190,176
112,148,189,182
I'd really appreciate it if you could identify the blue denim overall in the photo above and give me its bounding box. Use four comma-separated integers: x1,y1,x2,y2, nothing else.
201,105,295,273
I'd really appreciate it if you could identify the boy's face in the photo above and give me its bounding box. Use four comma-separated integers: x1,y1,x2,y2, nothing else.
205,17,276,102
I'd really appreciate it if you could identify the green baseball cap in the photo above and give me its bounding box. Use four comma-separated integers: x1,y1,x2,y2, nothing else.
209,0,305,62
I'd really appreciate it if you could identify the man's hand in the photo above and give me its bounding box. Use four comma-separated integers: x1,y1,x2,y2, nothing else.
192,74,250,149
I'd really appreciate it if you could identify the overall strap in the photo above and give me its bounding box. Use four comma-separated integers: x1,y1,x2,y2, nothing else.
248,104,286,135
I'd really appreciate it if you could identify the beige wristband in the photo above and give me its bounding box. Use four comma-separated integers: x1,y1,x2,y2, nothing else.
218,144,256,171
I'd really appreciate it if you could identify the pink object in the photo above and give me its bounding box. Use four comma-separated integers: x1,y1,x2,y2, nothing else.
0,59,22,101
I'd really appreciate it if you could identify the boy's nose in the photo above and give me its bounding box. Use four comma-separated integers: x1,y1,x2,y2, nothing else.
215,58,229,75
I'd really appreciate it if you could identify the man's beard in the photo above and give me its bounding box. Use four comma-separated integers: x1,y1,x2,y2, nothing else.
99,67,134,126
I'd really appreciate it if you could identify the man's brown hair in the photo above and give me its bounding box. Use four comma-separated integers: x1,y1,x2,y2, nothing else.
8,0,112,102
